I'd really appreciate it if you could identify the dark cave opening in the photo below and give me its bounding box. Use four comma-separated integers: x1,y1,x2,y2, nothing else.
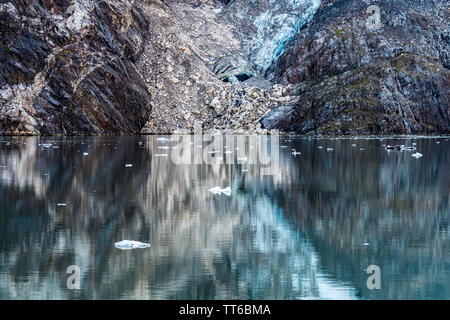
223,73,252,83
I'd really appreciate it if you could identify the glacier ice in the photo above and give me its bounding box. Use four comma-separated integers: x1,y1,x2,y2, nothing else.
214,0,321,80
249,0,321,73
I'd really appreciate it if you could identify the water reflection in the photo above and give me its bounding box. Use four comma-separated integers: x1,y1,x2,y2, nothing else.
0,136,448,299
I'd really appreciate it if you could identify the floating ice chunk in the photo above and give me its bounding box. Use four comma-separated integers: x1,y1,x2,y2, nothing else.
57,203,67,206
154,154,168,157
114,240,151,250
292,151,301,156
364,243,370,246
318,146,323,149
125,164,133,167
327,148,333,151
43,143,52,148
209,186,232,196
352,144,357,147
83,152,88,156
401,146,416,151
158,146,169,150
412,152,423,158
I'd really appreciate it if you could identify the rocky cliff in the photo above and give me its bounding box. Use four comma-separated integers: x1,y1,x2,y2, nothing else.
0,0,152,134
0,0,449,135
262,0,450,134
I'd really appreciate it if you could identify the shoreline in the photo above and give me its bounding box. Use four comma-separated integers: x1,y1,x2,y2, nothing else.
1,133,449,138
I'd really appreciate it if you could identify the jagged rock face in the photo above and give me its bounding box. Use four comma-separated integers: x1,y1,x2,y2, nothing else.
0,0,151,135
1,0,448,135
263,0,450,135
136,0,298,134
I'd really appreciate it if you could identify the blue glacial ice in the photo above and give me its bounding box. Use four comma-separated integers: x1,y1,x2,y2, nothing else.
248,0,321,73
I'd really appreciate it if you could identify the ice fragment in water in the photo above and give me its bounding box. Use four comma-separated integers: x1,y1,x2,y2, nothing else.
209,186,232,196
412,152,423,158
115,240,151,250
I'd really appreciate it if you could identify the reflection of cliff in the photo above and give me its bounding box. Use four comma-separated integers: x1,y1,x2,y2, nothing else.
0,136,448,299
0,135,358,299
270,137,450,299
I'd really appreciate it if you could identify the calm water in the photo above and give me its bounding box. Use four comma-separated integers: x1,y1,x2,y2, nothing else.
0,135,449,300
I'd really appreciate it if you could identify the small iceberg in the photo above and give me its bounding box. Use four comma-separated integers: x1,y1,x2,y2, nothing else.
385,145,401,151
115,240,151,250
83,152,89,156
412,152,423,158
125,164,133,167
209,186,232,196
292,151,301,156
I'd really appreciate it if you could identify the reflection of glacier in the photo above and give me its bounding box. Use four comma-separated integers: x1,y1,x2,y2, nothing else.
234,197,357,300
0,136,449,299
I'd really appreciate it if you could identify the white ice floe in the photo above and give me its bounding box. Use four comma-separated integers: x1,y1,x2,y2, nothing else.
57,203,67,206
327,148,333,151
125,164,133,167
292,151,301,156
209,186,232,196
401,146,416,151
114,240,151,250
154,154,168,157
83,152,88,156
412,152,423,158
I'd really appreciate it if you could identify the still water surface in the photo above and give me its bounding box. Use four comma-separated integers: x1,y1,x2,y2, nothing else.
0,135,449,299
